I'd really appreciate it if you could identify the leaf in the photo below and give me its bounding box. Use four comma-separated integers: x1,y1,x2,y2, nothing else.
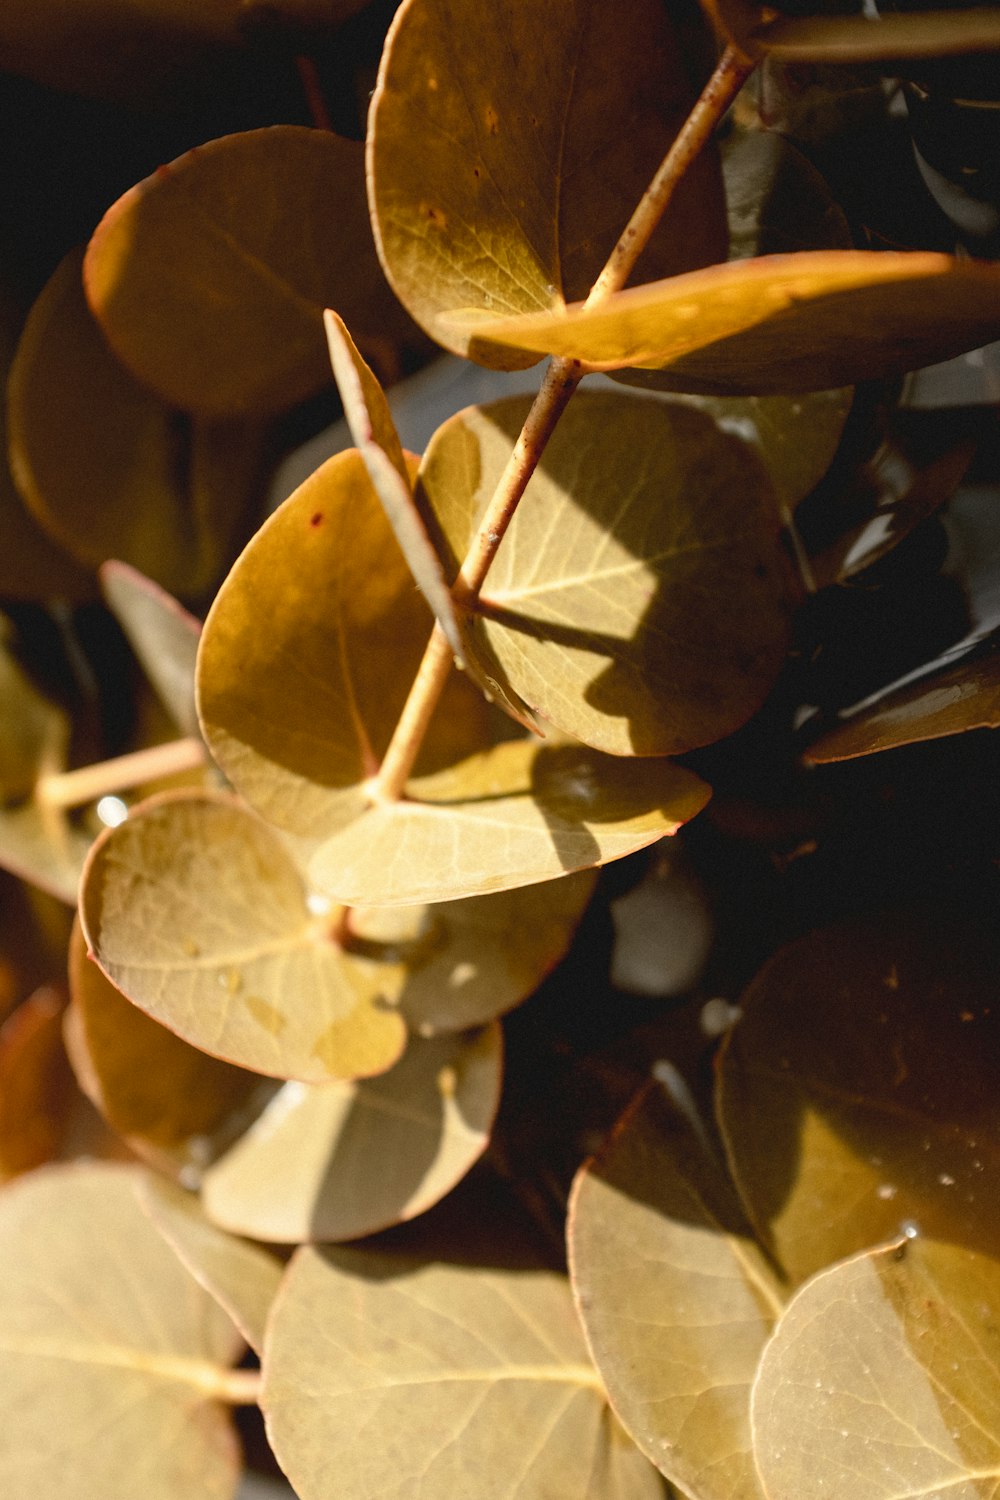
197,447,491,843
0,1162,247,1500
84,126,412,416
305,736,711,905
716,914,1000,1287
804,638,1000,764
715,0,1000,63
100,563,202,738
368,0,727,366
417,392,791,755
0,987,74,1179
352,870,596,1035
8,249,269,598
750,1238,1000,1500
568,1079,782,1500
261,1244,664,1500
65,916,265,1178
79,791,408,1084
202,1025,503,1243
137,1176,283,1357
459,251,1000,396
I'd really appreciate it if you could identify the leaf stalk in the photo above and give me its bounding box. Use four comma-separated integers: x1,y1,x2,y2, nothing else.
37,737,207,810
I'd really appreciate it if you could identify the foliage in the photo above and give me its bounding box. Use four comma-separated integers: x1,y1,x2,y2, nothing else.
1,0,1000,1496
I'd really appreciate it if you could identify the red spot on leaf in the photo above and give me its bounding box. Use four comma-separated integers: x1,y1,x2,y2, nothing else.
310,512,324,528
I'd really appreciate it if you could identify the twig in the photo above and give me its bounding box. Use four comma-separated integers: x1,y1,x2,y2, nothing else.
37,737,207,810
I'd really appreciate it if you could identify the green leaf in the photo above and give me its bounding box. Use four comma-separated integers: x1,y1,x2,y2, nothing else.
84,127,412,416
459,252,1000,396
751,1238,1000,1500
568,1079,782,1500
261,1244,664,1500
137,1176,283,1357
8,250,269,598
201,1025,503,1243
368,0,726,366
197,447,491,843
305,736,711,905
716,914,1000,1286
65,916,264,1178
79,791,408,1084
417,392,791,755
100,563,202,739
0,1162,247,1500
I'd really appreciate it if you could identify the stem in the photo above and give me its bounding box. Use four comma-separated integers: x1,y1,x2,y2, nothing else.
369,44,755,804
204,1367,262,1406
296,55,334,132
37,737,206,810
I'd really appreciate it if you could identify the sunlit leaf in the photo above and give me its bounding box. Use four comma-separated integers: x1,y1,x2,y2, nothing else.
716,914,1000,1286
197,448,490,842
751,1238,1000,1500
8,250,269,598
0,1162,247,1500
0,987,73,1179
100,563,202,738
804,638,1000,763
368,0,726,366
65,917,265,1177
202,1025,502,1243
306,736,711,905
568,1079,781,1500
79,791,408,1084
138,1176,283,1357
352,870,595,1035
714,0,1000,62
84,127,412,416
418,392,790,755
460,252,1000,396
261,1244,663,1499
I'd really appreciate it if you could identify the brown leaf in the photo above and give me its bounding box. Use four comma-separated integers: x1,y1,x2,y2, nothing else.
100,563,202,738
0,987,74,1179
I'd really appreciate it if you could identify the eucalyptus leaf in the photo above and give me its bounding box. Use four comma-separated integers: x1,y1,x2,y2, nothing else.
0,987,73,1179
261,1244,664,1499
751,1238,1000,1500
716,0,1000,62
79,791,408,1084
100,564,202,738
0,1162,247,1500
461,252,1000,396
368,0,726,365
84,127,412,415
716,914,1000,1286
418,393,791,755
568,1079,781,1500
202,1025,502,1243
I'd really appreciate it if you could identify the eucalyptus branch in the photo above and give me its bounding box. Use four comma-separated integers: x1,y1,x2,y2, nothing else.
37,737,207,810
369,44,755,805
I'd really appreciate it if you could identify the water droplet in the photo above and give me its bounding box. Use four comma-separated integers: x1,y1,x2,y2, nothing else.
900,1219,920,1239
96,795,128,828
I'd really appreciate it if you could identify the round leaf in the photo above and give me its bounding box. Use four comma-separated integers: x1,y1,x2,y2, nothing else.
0,1162,246,1500
716,914,1000,1286
100,563,202,738
568,1080,783,1500
202,1025,503,1243
66,916,265,1177
84,127,411,416
0,987,73,1179
418,392,791,755
79,792,408,1084
197,447,490,842
261,1245,663,1500
751,1238,1000,1500
460,251,1000,396
368,0,726,366
8,250,269,597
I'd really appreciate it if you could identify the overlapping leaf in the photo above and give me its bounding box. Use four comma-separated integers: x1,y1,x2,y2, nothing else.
101,563,202,738
0,987,73,1179
66,917,265,1177
368,0,726,366
0,1162,248,1500
84,127,412,415
8,250,269,598
417,392,791,755
568,1079,782,1500
751,1238,1000,1500
459,252,1000,396
202,1024,502,1243
716,914,1000,1285
138,1177,283,1356
79,792,409,1084
712,0,1000,62
261,1244,663,1500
